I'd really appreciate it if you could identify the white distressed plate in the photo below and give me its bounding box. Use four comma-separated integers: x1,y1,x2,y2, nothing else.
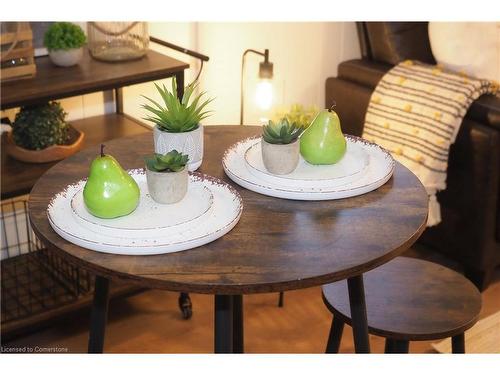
70,177,214,238
244,139,369,188
223,135,395,200
47,170,243,255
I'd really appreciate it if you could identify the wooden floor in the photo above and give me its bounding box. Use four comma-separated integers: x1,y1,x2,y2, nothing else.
3,267,500,353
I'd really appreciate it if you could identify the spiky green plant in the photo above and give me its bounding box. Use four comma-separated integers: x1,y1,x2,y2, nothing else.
262,118,303,145
142,78,213,133
144,150,189,172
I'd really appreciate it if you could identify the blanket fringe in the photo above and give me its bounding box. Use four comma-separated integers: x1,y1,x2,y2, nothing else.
427,193,441,227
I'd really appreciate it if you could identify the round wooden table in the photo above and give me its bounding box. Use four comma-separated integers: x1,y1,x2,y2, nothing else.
29,125,428,353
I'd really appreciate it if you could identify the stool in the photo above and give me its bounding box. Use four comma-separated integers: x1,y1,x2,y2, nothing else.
322,257,482,353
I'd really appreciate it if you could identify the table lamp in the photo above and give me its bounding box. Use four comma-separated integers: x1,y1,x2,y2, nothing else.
240,48,274,125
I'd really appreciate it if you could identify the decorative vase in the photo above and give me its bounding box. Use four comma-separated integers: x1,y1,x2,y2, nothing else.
48,47,83,67
261,138,300,175
153,125,203,171
145,166,189,204
87,22,149,62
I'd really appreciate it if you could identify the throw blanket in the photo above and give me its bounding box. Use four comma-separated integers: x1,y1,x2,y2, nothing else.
362,60,498,226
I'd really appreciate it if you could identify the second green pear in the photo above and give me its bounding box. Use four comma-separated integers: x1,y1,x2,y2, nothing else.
83,145,140,219
299,108,346,165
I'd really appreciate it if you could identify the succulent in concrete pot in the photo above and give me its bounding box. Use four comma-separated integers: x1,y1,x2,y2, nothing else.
261,118,303,175
144,150,189,204
142,78,213,171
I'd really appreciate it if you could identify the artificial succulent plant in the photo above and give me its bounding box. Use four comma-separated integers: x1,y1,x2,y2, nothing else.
262,118,303,145
142,78,213,133
144,150,189,172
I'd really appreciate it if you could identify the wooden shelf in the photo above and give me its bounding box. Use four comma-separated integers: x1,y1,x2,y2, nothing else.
0,50,189,109
1,113,150,199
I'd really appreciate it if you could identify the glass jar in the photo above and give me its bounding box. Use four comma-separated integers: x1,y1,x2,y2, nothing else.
87,22,149,62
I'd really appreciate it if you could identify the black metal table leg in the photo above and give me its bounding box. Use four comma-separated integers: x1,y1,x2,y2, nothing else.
452,333,465,353
384,339,393,353
385,339,409,353
178,292,193,319
347,274,370,353
278,292,284,307
214,295,233,353
326,315,345,353
233,295,244,353
88,275,110,353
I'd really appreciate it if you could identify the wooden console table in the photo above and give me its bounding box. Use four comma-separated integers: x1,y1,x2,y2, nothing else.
1,49,189,199
0,49,189,339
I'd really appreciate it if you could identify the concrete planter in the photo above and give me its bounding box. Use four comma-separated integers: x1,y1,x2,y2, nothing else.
153,125,203,171
49,47,83,67
261,138,300,175
145,166,188,204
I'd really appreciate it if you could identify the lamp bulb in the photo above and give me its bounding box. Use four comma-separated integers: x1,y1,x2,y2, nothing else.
255,80,273,110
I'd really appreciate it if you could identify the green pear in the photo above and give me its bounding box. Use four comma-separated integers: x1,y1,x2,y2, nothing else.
83,145,140,219
299,108,346,164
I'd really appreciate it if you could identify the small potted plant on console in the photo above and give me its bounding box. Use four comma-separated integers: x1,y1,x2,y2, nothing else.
44,22,86,67
261,118,303,175
144,150,189,204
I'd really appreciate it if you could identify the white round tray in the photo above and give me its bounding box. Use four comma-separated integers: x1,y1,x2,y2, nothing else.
244,138,369,188
47,170,243,255
223,135,395,200
71,178,214,238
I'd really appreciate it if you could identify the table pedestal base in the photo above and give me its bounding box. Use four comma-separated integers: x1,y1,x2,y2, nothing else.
214,294,244,353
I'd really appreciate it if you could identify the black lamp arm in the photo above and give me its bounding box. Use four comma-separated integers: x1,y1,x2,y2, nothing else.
149,36,209,84
149,36,209,61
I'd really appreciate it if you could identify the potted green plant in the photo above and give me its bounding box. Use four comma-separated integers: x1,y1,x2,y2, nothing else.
261,118,303,175
6,101,84,163
142,78,213,171
44,22,86,67
144,150,190,204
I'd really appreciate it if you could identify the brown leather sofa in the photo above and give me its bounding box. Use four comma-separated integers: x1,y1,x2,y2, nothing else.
326,22,500,290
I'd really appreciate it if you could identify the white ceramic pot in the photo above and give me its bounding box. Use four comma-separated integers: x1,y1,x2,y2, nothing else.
153,125,203,171
145,167,188,204
261,138,300,175
49,47,83,67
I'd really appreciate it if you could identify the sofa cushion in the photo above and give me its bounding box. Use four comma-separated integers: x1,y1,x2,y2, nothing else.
337,59,500,130
365,22,436,65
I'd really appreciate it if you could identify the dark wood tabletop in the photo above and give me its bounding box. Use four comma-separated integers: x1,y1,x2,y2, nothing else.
28,125,428,295
0,50,189,109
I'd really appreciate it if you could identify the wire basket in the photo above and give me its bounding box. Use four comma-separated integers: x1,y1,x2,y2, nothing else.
1,196,93,326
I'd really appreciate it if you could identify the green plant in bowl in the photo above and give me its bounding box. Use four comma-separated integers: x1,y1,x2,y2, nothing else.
44,22,86,51
11,102,69,150
44,22,86,67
